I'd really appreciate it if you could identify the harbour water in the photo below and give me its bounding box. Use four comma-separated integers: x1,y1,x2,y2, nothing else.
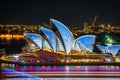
0,37,26,54
1,63,120,80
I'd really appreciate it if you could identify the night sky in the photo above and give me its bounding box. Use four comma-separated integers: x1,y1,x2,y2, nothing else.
0,0,120,26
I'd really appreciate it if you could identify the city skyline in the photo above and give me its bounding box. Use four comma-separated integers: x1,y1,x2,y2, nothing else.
0,0,120,26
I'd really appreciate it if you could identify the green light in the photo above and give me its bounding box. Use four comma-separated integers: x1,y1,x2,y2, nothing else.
107,37,110,41
105,35,109,38
105,37,115,45
109,39,113,43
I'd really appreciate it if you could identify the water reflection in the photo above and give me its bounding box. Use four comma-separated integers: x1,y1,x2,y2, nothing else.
2,63,120,72
0,37,26,54
2,78,120,80
1,63,120,80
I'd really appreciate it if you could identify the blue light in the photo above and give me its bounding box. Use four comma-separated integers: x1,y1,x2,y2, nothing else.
104,57,112,62
50,18,75,54
40,27,57,53
3,68,43,80
13,56,19,61
24,33,43,49
76,35,96,53
97,44,120,55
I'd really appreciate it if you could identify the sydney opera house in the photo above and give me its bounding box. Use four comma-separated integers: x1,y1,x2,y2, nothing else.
20,19,120,64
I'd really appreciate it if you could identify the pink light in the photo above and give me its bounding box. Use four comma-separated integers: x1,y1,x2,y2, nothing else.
53,66,57,70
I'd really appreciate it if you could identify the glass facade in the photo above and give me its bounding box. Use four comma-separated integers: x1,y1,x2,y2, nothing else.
43,39,52,50
56,37,65,51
